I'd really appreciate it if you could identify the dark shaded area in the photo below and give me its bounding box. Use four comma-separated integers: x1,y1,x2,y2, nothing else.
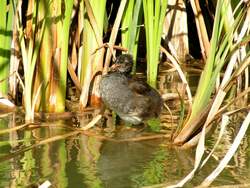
185,0,215,59
0,30,12,39
186,1,202,59
200,0,215,38
98,140,162,188
0,48,11,59
21,0,28,29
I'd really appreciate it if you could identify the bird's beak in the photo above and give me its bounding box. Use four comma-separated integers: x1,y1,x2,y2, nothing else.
110,63,120,71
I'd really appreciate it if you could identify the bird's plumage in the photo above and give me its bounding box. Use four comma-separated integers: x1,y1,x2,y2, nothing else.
99,54,162,124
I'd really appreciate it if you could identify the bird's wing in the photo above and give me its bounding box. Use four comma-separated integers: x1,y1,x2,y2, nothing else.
128,79,151,95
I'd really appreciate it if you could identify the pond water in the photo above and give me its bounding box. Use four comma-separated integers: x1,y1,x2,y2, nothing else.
0,112,250,188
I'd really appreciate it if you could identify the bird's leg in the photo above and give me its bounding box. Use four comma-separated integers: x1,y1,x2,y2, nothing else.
102,109,116,133
107,111,117,132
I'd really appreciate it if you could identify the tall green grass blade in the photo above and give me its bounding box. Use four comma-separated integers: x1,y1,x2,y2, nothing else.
129,0,142,48
0,0,14,96
191,0,224,116
123,0,142,52
55,0,74,112
122,0,142,73
143,0,168,87
122,0,135,49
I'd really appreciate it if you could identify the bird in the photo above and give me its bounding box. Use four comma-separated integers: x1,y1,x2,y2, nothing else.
99,54,163,125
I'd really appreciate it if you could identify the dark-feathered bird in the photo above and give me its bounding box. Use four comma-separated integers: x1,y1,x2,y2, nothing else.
99,54,163,125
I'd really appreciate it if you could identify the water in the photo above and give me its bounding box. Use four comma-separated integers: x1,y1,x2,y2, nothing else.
0,112,250,188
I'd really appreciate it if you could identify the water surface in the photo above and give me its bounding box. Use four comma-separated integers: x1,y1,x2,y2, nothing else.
0,112,250,188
